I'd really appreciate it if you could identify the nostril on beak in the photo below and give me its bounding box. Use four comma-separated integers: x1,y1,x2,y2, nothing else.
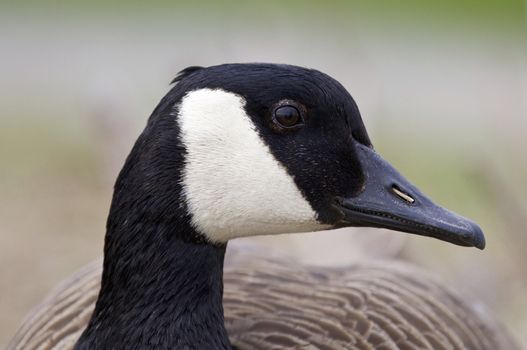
392,185,415,203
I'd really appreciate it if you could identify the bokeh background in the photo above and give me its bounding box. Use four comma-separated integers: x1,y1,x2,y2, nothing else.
1,0,526,348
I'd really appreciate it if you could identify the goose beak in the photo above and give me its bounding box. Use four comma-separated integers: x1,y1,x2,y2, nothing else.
334,143,485,249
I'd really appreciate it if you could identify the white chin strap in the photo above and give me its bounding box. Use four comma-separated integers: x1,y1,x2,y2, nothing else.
177,88,328,243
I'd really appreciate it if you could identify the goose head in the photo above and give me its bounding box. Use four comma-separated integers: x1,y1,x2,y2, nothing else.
112,63,485,249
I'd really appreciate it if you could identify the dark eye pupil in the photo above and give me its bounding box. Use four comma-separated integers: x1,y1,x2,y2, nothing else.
274,105,301,127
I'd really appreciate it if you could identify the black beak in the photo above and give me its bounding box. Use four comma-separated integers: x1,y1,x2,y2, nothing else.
334,143,485,249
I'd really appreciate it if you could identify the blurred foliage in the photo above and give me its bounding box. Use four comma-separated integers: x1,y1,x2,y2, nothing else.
1,0,524,32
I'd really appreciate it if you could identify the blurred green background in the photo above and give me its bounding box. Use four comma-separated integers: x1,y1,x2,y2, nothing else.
1,1,526,348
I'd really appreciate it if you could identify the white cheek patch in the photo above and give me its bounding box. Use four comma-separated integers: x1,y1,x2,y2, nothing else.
178,88,329,243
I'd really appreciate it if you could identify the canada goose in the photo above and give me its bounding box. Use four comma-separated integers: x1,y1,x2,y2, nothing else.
8,63,498,349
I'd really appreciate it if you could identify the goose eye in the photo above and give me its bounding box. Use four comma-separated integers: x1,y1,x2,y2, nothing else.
273,105,303,128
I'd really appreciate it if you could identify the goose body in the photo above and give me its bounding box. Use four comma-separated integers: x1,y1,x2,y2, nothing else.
8,63,502,349
8,247,516,350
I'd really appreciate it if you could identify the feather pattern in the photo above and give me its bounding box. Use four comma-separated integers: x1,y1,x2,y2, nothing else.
7,247,516,350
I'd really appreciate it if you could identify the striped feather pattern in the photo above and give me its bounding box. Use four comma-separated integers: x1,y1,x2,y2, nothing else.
7,251,516,350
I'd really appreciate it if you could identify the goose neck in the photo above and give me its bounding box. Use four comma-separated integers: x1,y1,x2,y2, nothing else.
76,218,231,350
